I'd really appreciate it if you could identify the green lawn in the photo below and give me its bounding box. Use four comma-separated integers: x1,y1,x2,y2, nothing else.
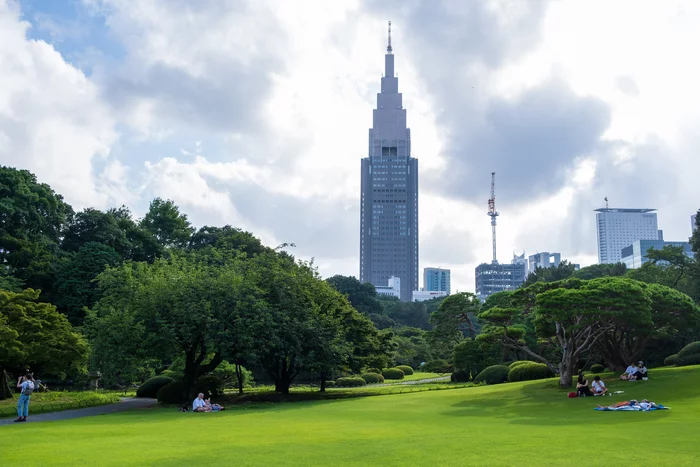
0,391,120,417
1,366,699,466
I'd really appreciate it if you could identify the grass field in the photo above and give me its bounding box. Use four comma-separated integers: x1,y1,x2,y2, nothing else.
0,391,121,417
1,366,698,466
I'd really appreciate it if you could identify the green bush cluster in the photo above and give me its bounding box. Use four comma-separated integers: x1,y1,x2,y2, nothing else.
136,375,174,398
156,380,186,404
664,354,678,366
360,373,385,384
382,368,405,380
197,374,224,397
324,380,336,388
473,365,510,385
590,364,605,373
508,360,534,369
395,365,414,376
422,359,451,374
450,370,470,383
677,341,700,366
335,377,367,387
507,363,555,382
366,368,382,375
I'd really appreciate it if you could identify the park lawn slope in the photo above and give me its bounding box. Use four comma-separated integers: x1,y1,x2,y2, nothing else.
0,391,120,418
1,366,698,466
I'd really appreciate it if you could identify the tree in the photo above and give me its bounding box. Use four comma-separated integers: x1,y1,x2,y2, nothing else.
326,275,384,316
452,338,500,380
430,292,481,342
479,278,652,388
392,327,433,369
189,225,267,257
62,208,131,255
522,260,578,287
0,289,87,399
691,209,700,256
140,198,194,249
54,242,122,325
108,206,163,263
572,263,627,280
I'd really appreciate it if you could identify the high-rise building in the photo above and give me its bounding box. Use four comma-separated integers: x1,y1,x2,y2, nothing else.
595,208,660,264
423,267,450,294
360,23,418,302
527,252,561,274
621,240,693,269
475,254,526,300
692,214,697,233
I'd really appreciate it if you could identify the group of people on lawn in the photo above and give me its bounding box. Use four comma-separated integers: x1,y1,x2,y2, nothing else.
191,393,225,412
576,361,649,397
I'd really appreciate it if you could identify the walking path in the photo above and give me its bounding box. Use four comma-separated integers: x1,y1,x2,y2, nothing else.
378,376,450,387
0,397,157,426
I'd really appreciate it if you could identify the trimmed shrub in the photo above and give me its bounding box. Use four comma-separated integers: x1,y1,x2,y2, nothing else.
156,380,186,404
361,373,385,384
324,380,336,388
382,368,405,380
509,360,534,369
366,368,382,375
395,365,414,376
450,370,471,383
136,375,174,398
664,354,678,366
677,341,700,366
508,363,556,382
590,364,605,373
423,359,451,374
335,377,367,387
473,365,510,385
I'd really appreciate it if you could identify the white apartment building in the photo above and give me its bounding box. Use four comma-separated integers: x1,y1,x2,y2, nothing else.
375,276,401,298
595,208,660,264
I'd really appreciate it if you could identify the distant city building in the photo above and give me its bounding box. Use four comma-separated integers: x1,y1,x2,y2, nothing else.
595,208,660,264
527,252,561,274
412,289,448,302
423,267,451,294
359,23,418,301
375,276,401,298
621,240,693,269
692,214,697,232
475,254,526,300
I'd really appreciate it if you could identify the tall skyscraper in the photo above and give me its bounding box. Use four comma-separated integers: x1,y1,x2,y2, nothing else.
595,208,659,264
424,267,451,294
360,22,419,302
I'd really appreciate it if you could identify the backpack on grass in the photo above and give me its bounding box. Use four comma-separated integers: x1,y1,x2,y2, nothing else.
567,392,578,398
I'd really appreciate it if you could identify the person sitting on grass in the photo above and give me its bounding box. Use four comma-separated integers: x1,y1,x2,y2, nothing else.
205,398,225,411
576,371,592,397
192,393,211,412
630,361,648,381
619,362,637,380
591,376,608,396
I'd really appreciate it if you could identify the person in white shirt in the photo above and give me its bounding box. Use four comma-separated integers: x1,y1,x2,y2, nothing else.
630,361,648,381
14,373,35,422
591,376,608,396
192,393,211,412
619,362,637,380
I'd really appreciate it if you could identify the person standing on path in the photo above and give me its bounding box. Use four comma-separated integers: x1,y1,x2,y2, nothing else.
15,373,35,422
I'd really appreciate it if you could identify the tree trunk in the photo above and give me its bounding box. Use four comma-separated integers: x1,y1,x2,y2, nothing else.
235,363,244,395
0,368,14,400
559,350,576,388
274,374,291,394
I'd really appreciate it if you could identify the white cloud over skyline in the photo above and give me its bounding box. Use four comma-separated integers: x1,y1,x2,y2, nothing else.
1,0,698,293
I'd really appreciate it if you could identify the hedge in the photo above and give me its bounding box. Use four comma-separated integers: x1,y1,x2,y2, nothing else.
677,341,700,366
137,375,174,398
395,365,414,376
382,368,405,380
366,368,382,375
451,370,470,383
324,380,336,388
508,363,555,383
157,380,186,404
423,359,451,374
361,373,385,384
509,360,534,369
590,364,605,373
664,354,678,366
335,377,367,387
473,365,510,385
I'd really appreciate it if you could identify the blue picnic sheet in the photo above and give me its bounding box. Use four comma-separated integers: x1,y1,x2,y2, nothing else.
594,404,669,411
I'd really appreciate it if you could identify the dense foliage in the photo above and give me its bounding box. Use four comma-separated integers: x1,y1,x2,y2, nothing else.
473,365,510,385
676,341,700,366
360,373,384,384
136,376,174,398
507,363,555,382
664,354,678,366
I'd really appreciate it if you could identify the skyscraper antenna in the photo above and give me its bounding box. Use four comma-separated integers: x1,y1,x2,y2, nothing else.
604,196,609,208
387,21,392,53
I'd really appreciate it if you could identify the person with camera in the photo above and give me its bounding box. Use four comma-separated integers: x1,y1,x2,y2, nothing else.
15,373,35,422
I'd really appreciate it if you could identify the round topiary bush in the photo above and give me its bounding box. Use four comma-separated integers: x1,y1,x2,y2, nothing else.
423,359,451,374
361,373,385,384
664,354,678,366
324,380,336,388
156,380,186,404
366,368,382,375
677,341,700,366
335,377,367,387
508,363,556,382
382,368,405,380
451,370,471,383
137,375,174,398
395,365,414,376
473,365,510,385
590,364,605,373
509,360,533,369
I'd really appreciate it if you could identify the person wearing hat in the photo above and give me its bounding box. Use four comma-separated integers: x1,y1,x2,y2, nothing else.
630,361,648,381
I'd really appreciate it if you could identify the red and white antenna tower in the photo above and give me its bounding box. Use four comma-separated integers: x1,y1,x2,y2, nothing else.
487,172,500,264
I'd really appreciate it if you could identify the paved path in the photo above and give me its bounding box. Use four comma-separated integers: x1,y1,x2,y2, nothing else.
378,376,450,387
0,397,157,426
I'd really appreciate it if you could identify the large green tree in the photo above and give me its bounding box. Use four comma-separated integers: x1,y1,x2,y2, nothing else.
522,260,578,288
189,225,267,257
62,208,130,255
0,289,87,399
140,198,195,249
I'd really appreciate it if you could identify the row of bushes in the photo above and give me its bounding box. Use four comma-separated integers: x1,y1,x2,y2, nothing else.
334,367,416,387
451,362,556,386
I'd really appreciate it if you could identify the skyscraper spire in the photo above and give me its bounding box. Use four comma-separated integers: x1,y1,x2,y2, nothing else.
387,21,392,54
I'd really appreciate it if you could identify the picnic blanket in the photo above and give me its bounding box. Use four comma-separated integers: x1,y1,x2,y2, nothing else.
594,404,669,411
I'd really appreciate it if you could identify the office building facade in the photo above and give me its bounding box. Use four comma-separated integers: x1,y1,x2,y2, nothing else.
360,29,419,301
412,289,448,302
475,254,526,300
423,267,451,294
375,276,401,298
621,240,693,269
595,208,660,264
527,252,561,274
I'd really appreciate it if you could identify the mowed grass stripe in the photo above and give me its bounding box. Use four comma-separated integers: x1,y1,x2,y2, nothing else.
2,366,699,466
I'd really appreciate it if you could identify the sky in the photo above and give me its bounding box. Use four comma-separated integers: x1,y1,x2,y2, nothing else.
1,0,699,293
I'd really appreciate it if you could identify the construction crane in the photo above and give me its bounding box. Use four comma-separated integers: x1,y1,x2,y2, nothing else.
487,172,499,264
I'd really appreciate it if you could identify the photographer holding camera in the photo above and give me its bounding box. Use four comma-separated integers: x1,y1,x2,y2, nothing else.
15,373,35,422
